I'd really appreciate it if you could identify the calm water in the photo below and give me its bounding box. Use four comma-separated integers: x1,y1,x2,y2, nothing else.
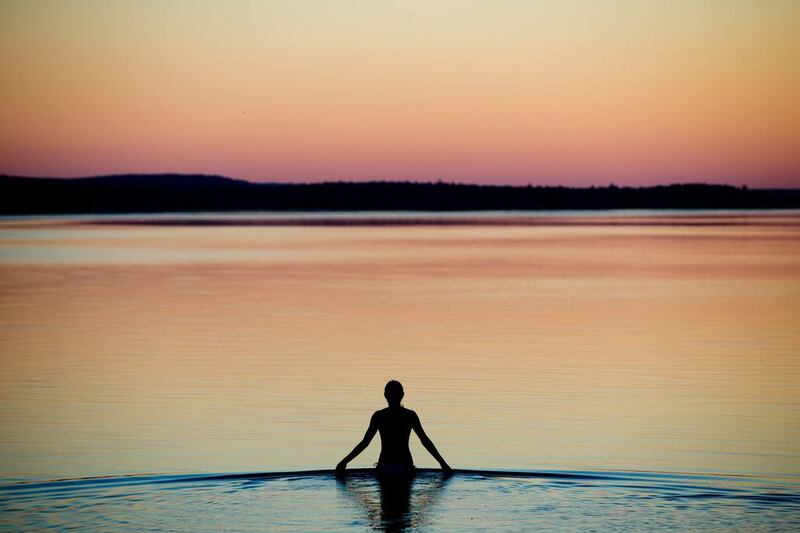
1,210,799,529
2,469,799,531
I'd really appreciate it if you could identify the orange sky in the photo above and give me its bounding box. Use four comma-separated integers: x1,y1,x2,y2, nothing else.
1,1,798,186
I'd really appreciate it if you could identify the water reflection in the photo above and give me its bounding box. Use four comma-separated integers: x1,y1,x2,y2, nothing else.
1,212,799,480
2,469,798,531
336,471,450,531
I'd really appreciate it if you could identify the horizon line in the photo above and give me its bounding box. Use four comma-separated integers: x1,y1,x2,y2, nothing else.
3,173,798,191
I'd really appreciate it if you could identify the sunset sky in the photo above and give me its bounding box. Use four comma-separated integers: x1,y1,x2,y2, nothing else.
1,1,798,187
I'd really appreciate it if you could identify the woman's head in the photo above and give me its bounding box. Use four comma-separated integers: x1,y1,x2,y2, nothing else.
384,380,404,406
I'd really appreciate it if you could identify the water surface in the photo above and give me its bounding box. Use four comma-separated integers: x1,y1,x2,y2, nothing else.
1,210,799,528
2,469,799,531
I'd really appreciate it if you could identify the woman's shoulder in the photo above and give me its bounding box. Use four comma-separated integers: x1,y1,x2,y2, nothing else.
373,406,417,418
400,407,418,419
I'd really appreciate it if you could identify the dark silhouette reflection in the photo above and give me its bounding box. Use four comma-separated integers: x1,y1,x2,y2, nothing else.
336,471,450,532
377,473,414,527
337,381,451,475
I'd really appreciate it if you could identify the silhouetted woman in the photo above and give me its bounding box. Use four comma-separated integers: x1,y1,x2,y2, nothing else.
336,380,452,475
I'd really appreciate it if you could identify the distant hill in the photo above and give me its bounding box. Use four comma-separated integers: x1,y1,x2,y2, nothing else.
1,174,799,214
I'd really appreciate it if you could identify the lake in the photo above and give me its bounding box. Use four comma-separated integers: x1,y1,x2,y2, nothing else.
1,210,799,530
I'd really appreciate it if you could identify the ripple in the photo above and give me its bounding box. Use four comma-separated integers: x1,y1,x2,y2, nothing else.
2,467,799,531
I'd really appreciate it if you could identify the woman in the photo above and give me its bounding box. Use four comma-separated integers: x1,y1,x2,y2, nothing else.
336,380,452,475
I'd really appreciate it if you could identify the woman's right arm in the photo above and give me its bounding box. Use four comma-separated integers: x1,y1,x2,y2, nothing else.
336,412,379,474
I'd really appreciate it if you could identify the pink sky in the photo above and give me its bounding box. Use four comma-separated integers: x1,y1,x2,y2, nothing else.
1,1,798,187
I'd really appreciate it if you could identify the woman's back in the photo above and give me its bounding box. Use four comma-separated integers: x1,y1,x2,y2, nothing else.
374,406,416,466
